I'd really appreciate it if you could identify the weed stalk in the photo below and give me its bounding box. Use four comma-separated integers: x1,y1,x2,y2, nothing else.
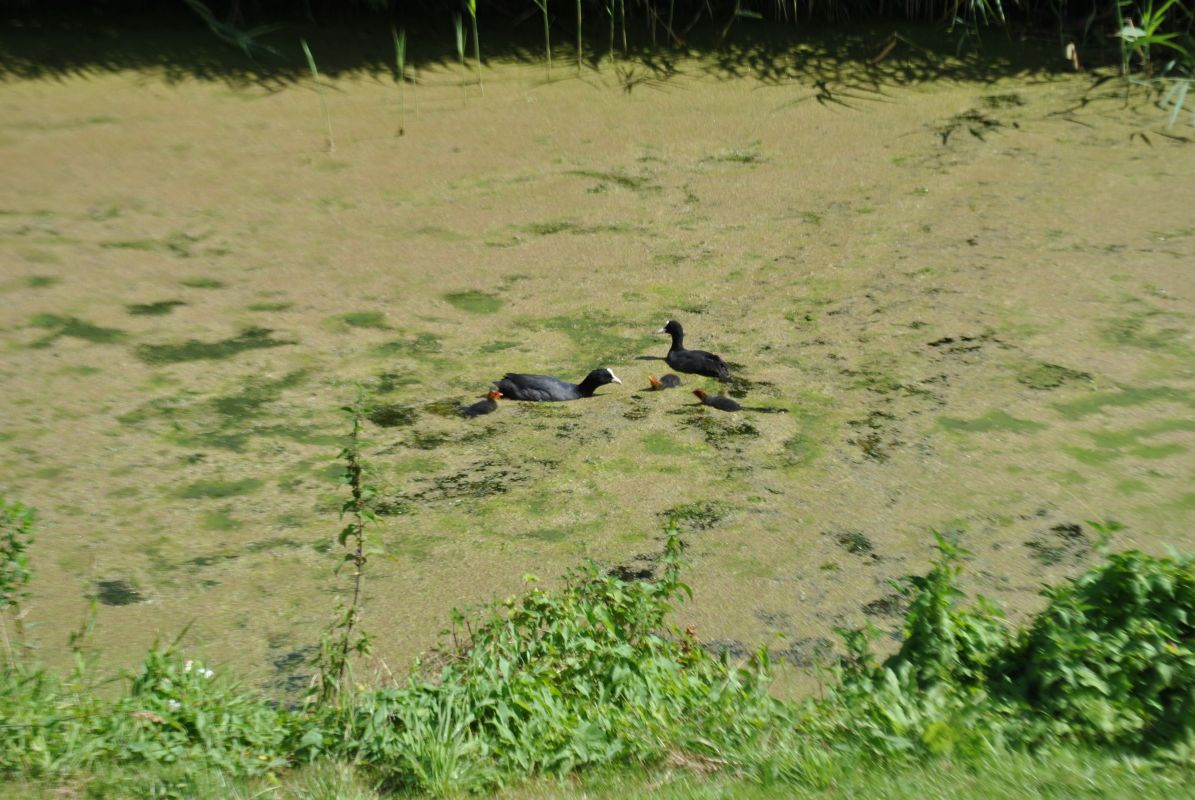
534,0,553,77
454,14,467,103
300,38,335,153
311,398,375,704
467,0,484,93
392,27,407,136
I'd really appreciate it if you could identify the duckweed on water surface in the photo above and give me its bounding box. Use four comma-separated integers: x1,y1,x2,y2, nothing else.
126,299,186,316
173,477,263,499
444,290,503,314
28,313,126,345
135,327,296,364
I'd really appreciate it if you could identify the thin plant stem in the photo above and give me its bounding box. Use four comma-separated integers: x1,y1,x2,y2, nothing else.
608,0,615,62
392,27,406,136
621,0,628,54
537,0,553,77
300,38,334,153
454,14,467,104
468,0,484,93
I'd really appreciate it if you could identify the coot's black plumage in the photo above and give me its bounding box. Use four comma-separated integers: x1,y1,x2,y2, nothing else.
647,374,682,390
495,368,622,402
693,388,741,412
460,388,502,418
657,320,731,381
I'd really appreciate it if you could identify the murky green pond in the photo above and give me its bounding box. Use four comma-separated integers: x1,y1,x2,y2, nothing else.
1,38,1193,697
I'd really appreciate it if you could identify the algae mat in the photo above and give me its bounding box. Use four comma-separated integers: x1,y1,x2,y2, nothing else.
1,55,1193,695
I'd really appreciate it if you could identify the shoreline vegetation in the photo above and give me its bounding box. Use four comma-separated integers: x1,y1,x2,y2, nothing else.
4,486,1195,797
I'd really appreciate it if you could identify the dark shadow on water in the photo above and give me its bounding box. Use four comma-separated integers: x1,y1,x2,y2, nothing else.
0,12,1104,88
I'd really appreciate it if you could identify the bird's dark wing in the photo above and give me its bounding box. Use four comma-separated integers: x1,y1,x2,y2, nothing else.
496,373,577,401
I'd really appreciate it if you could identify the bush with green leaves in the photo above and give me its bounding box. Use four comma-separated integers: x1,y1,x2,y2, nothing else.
826,533,1195,758
0,497,34,614
304,530,787,793
0,644,292,781
997,548,1195,749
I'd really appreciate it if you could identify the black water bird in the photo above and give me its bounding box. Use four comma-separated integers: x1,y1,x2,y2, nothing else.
647,374,682,390
460,388,502,418
495,368,622,402
692,388,741,412
657,320,731,380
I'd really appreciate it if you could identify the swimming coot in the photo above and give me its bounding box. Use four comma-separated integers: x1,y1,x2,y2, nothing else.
657,320,731,381
693,388,741,412
495,368,622,402
460,388,502,418
647,374,682,390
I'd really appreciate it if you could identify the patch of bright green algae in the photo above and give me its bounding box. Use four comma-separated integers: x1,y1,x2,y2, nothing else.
1016,362,1092,390
1064,420,1194,464
330,311,388,330
135,327,295,364
445,290,503,314
126,300,186,316
643,432,690,455
937,411,1047,434
1100,305,1192,357
373,333,443,357
1053,386,1195,420
174,478,263,499
200,509,242,531
540,311,657,365
28,313,126,346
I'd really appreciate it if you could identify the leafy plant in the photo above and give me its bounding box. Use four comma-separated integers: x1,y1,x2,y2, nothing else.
997,549,1195,748
309,398,375,706
182,0,281,57
1116,0,1191,75
0,498,34,667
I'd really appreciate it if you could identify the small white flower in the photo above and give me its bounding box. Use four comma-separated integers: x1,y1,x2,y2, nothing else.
202,668,214,679
167,699,181,711
184,660,194,673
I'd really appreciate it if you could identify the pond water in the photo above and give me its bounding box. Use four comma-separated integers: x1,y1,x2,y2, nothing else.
2,33,1193,696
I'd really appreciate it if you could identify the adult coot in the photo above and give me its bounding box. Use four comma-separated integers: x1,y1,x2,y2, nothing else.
647,374,682,390
460,388,502,418
693,388,741,412
657,320,731,380
495,368,622,401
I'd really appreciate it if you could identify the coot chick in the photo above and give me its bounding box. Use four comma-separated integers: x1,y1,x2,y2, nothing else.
460,388,502,418
657,320,731,381
647,374,682,390
496,368,622,402
693,388,741,412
